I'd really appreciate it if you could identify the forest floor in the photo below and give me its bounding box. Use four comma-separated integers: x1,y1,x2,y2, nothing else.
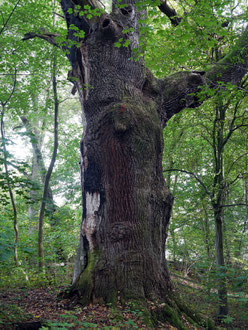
0,270,247,329
0,286,159,329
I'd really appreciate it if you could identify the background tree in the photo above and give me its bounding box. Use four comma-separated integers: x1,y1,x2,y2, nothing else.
164,84,248,317
0,0,82,278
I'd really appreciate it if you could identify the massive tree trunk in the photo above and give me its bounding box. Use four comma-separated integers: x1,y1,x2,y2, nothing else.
70,9,174,303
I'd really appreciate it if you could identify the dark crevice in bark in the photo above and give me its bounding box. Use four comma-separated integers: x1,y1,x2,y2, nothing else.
82,235,89,267
100,16,119,40
102,19,110,28
120,5,133,17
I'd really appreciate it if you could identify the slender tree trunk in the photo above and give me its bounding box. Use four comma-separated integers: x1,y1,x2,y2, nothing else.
1,106,19,266
38,55,59,271
28,156,39,234
212,99,228,317
20,116,56,220
237,147,248,256
201,200,211,260
165,159,178,265
213,205,228,316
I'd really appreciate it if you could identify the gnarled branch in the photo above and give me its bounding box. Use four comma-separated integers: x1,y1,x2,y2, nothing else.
160,71,205,125
160,27,248,126
22,31,61,48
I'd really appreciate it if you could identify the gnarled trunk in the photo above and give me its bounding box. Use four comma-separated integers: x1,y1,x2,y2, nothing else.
71,14,173,303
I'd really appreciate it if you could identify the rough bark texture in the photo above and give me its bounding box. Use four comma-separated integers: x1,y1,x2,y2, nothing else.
70,9,174,303
211,99,229,316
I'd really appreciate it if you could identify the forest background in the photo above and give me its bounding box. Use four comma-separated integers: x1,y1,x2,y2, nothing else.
0,0,248,328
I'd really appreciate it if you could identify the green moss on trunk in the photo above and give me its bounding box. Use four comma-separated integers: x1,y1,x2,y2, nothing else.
152,302,187,330
72,251,100,306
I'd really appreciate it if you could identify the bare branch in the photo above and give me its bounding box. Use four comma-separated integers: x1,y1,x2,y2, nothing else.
226,173,243,188
221,203,248,208
227,152,248,175
0,0,21,36
22,31,61,48
163,168,210,195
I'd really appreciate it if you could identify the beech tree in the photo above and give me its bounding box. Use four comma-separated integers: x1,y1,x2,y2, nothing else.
23,0,248,323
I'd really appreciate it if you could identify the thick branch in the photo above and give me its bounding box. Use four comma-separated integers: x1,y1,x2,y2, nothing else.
160,71,205,125
205,27,248,87
60,0,103,32
160,27,248,126
158,0,181,26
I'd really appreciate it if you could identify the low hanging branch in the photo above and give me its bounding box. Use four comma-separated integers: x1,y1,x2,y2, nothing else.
22,31,60,48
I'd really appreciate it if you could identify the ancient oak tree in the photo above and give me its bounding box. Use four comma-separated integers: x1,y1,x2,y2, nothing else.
24,0,248,322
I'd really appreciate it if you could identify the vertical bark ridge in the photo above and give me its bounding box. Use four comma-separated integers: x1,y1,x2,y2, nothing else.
67,0,174,306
